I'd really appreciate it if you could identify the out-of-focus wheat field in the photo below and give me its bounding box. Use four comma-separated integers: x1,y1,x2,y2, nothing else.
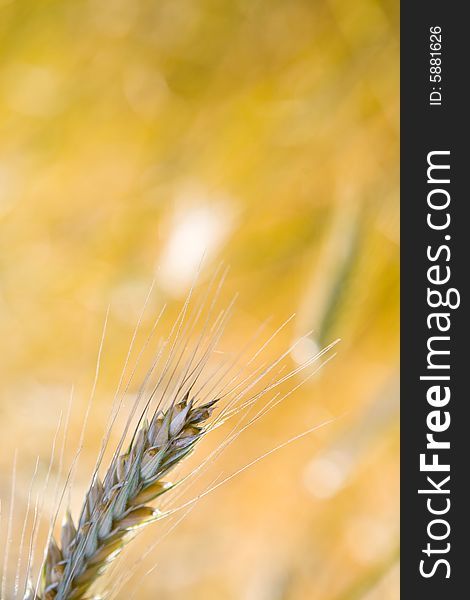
0,0,398,599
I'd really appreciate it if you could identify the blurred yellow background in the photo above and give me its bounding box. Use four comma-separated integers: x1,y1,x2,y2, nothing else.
0,0,398,598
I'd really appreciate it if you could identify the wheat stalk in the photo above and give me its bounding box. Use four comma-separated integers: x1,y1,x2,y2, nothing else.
0,276,336,600
34,393,218,600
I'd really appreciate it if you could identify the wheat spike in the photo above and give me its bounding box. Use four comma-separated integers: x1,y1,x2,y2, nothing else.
5,272,335,600
34,392,218,600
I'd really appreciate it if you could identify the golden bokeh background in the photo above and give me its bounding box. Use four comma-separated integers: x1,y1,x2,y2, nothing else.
0,0,399,598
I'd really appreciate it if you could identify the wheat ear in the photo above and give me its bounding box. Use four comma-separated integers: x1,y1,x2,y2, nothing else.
35,393,218,600
16,270,333,600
